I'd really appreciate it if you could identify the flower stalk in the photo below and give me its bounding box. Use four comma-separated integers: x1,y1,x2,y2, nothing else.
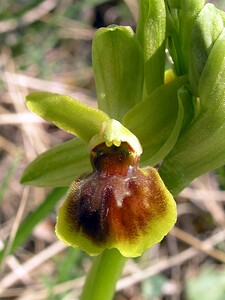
80,249,126,300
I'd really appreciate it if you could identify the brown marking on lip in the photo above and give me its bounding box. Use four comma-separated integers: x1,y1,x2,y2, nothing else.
64,161,168,247
107,168,167,244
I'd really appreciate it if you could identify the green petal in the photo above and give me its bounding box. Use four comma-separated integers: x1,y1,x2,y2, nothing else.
137,0,166,94
20,138,91,187
123,76,188,166
92,26,144,120
26,92,109,143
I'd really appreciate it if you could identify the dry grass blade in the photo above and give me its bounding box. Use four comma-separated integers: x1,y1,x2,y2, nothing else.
0,71,96,107
0,113,43,125
0,135,19,156
180,187,225,202
0,241,67,290
170,226,225,263
0,187,29,272
116,228,225,292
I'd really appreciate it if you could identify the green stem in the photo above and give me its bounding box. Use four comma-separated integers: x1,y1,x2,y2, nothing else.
80,249,127,300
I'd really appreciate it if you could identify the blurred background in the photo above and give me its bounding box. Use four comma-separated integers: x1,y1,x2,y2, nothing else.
1,1,225,299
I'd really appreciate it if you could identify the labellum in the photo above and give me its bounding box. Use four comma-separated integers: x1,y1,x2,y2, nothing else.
55,120,177,257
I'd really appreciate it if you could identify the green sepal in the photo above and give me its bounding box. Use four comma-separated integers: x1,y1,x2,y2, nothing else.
160,29,225,195
189,3,225,95
92,26,143,121
26,92,109,143
123,76,188,166
136,0,166,94
20,138,91,187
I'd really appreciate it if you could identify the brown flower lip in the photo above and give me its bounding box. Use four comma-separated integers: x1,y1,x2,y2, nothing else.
65,142,141,245
56,140,176,257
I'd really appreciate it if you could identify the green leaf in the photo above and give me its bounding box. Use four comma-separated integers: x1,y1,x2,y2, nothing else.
189,3,225,95
160,29,225,195
136,0,166,94
92,26,144,121
123,76,188,166
0,187,67,263
26,92,109,143
20,138,91,187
